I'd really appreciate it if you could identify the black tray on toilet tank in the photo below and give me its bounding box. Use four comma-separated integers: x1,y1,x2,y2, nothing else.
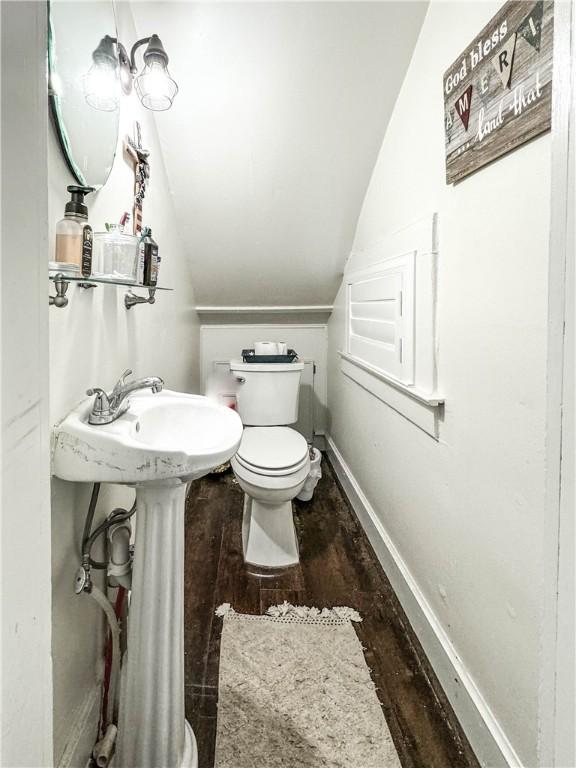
241,349,299,363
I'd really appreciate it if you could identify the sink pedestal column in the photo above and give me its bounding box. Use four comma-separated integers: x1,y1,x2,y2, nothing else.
116,482,197,768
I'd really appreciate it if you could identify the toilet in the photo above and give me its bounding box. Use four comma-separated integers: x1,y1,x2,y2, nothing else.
229,360,310,568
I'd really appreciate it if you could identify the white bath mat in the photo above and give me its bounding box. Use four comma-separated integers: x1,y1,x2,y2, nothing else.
214,602,402,768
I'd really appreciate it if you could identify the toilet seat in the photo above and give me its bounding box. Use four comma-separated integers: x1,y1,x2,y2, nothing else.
231,457,310,493
235,427,309,477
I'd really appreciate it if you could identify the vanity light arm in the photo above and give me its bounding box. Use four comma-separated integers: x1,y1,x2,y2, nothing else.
129,37,152,73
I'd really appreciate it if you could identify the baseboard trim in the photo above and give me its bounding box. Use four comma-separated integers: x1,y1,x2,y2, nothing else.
196,305,333,313
325,434,522,768
56,683,100,768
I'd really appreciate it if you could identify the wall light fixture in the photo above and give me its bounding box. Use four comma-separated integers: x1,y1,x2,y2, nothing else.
83,33,178,112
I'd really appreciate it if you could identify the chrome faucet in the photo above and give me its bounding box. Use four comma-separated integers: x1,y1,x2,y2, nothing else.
86,369,164,425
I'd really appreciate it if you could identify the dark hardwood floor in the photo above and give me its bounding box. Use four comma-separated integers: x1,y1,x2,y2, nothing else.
184,456,480,768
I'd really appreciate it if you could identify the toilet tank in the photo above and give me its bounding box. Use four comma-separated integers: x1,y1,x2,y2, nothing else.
229,361,304,426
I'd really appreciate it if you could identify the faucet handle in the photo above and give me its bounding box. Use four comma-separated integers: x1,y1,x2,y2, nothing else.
86,387,112,424
112,369,133,395
86,386,109,400
118,369,133,386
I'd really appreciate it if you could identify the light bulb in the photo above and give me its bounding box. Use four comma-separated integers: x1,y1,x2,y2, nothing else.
83,35,120,112
83,60,120,111
135,55,178,111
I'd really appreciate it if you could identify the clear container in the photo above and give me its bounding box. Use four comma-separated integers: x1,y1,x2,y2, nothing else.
92,228,139,282
54,215,86,276
49,259,80,277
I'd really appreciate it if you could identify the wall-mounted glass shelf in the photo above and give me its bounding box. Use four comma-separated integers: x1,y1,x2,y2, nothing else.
48,273,173,290
48,272,173,309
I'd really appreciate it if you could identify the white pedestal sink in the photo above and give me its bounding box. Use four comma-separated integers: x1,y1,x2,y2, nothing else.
52,390,243,768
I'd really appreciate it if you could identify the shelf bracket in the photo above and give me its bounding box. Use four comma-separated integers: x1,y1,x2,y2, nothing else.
49,273,69,308
124,286,156,310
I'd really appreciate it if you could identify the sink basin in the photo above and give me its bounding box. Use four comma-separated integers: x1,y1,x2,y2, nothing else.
52,389,243,485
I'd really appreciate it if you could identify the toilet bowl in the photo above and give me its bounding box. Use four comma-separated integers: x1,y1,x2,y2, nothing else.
231,426,310,567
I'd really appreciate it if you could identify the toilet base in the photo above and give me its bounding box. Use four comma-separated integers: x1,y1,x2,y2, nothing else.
242,494,299,567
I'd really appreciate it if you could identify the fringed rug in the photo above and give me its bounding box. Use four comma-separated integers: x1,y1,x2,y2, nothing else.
214,602,402,768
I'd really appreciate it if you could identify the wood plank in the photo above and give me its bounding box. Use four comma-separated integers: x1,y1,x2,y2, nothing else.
206,472,260,693
212,474,261,616
184,476,225,689
295,460,391,599
185,689,218,768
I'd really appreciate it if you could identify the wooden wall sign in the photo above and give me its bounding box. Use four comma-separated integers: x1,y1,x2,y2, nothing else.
444,1,554,184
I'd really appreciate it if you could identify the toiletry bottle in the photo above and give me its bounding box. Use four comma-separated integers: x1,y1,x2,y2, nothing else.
54,186,95,277
136,228,147,284
140,228,159,287
118,211,130,233
137,229,145,285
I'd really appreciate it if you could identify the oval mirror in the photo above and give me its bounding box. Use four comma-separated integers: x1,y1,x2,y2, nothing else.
48,1,119,189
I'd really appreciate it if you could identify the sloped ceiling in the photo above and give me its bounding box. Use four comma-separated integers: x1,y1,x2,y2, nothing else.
132,2,427,307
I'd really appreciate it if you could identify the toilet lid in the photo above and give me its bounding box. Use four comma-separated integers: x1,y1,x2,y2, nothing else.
236,427,309,472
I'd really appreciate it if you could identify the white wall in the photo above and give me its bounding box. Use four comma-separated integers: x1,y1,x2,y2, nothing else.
48,4,200,765
1,3,53,766
327,3,550,766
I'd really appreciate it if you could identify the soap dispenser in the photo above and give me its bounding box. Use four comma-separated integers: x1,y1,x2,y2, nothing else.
54,185,95,277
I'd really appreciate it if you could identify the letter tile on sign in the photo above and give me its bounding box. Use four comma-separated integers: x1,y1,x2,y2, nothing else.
455,85,473,130
517,0,544,52
491,33,517,88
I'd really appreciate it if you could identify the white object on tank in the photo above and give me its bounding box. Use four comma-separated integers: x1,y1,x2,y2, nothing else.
254,341,279,355
229,361,304,426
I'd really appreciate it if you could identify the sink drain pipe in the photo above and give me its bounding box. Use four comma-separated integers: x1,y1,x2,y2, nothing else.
107,522,132,590
81,485,136,575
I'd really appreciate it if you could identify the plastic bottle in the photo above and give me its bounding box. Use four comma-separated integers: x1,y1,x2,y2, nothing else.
139,228,160,287
54,185,95,277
